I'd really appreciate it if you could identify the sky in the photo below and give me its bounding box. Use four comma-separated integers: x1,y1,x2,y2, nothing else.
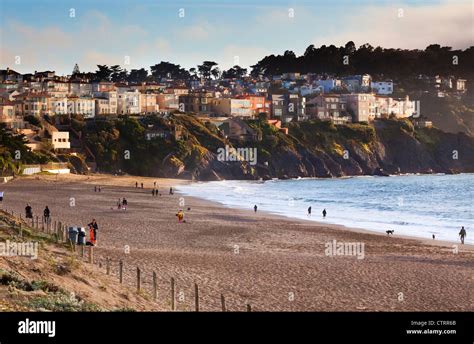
0,0,472,75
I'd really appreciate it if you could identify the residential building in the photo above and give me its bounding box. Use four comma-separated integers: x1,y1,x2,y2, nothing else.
69,81,93,96
271,94,307,122
179,91,214,115
221,118,259,141
371,81,393,95
117,90,140,115
343,74,371,92
156,93,180,111
245,95,271,115
374,96,416,118
164,87,189,96
51,131,70,150
94,91,117,115
48,97,68,115
0,68,23,83
92,81,115,93
212,98,253,117
139,93,159,114
307,94,351,124
67,97,95,118
341,93,376,122
18,93,51,117
315,78,342,93
455,79,467,92
0,101,20,128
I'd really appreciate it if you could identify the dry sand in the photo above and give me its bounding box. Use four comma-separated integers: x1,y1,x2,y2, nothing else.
0,174,472,311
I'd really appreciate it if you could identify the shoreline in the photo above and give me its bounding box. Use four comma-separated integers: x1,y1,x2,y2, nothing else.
179,191,474,252
1,173,473,311
175,176,473,249
7,173,473,250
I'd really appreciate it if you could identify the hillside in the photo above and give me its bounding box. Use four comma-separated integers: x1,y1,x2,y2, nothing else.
0,211,159,311
81,114,474,180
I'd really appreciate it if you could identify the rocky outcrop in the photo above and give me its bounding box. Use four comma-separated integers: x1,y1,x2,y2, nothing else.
179,120,474,180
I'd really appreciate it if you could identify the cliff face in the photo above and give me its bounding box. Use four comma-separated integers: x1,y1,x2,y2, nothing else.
85,115,474,181
178,118,474,180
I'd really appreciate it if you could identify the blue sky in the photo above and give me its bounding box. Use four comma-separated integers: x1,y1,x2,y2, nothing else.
0,0,472,75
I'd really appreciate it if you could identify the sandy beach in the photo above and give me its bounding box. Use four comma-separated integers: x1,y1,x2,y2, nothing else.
0,174,472,311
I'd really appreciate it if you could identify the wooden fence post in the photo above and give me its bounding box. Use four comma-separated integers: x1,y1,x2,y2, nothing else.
119,260,123,284
221,294,226,312
136,267,141,293
88,246,93,264
153,271,157,300
171,278,175,311
194,283,199,312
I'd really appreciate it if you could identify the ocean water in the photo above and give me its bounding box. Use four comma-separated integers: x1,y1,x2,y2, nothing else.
178,174,473,244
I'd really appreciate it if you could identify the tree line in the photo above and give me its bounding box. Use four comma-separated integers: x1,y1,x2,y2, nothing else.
71,42,473,83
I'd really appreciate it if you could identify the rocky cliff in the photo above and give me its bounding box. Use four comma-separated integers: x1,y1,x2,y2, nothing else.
84,114,474,180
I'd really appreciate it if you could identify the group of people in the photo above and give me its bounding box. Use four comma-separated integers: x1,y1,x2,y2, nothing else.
87,219,99,245
117,198,128,210
307,206,326,218
24,203,99,245
94,186,102,192
24,204,51,223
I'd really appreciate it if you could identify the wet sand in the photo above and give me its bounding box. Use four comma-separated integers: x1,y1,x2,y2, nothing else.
1,174,472,311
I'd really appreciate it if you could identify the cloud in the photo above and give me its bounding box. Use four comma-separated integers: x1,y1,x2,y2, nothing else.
312,0,473,50
174,21,213,40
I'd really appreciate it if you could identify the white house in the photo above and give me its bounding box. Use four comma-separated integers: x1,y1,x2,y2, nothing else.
52,131,70,150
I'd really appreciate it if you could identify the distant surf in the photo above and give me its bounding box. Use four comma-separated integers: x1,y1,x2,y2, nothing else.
178,174,473,244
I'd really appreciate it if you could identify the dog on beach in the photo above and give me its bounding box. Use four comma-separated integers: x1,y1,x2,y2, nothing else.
386,230,394,236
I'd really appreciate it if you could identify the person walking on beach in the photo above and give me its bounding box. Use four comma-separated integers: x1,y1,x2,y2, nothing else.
88,219,98,245
43,206,50,224
322,208,327,218
169,187,174,195
25,204,33,219
307,206,312,216
141,183,144,189
117,198,122,210
122,198,128,210
152,189,155,197
459,226,467,245
98,186,101,192
254,205,258,213
94,186,97,192
135,181,138,188
154,181,156,188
